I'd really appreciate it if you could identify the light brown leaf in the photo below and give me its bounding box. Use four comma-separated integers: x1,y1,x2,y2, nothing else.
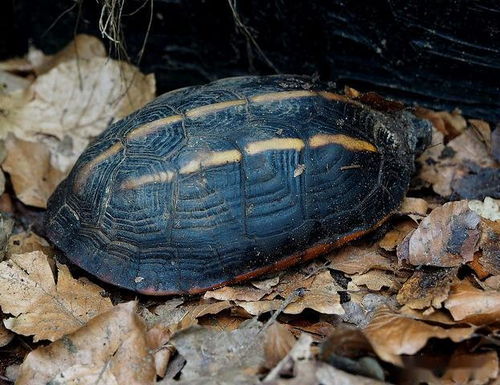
264,322,296,369
469,197,500,221
415,108,467,138
2,135,65,208
444,280,500,325
6,231,53,258
0,251,112,341
251,276,280,290
442,350,498,385
378,220,417,251
399,197,429,219
284,271,344,315
476,218,500,276
236,299,283,316
398,201,481,267
328,245,394,274
204,285,268,301
16,301,155,385
396,268,457,310
348,270,400,292
0,319,13,347
363,306,476,366
0,56,155,173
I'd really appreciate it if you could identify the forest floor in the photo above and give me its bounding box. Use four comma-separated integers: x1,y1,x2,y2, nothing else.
0,35,498,385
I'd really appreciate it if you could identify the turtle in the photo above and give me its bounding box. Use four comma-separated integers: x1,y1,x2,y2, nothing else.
45,75,431,295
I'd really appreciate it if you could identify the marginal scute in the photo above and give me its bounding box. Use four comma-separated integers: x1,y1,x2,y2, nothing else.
45,75,429,294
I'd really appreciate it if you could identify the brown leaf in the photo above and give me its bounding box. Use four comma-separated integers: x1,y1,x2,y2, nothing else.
284,271,344,315
264,322,296,369
168,323,265,383
2,135,65,208
0,55,155,174
236,300,283,316
476,218,500,276
328,245,394,274
484,275,500,290
398,201,481,267
396,268,457,310
399,197,429,219
444,280,500,325
0,251,112,341
363,306,476,366
469,197,500,221
348,270,400,292
204,285,268,302
442,350,498,385
378,220,417,251
414,108,467,138
6,231,53,258
16,301,156,385
251,276,280,290
0,319,13,347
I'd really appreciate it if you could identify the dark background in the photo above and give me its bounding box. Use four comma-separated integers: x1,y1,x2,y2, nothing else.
2,0,499,121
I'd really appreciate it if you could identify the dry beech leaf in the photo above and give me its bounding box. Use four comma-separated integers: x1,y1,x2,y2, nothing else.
0,251,112,341
204,285,268,302
328,245,393,274
398,201,481,267
396,268,457,310
379,220,417,251
0,70,31,93
16,301,156,385
251,276,280,290
264,322,296,369
6,231,53,258
167,323,265,384
2,135,65,208
477,218,500,276
399,197,429,218
469,197,500,221
0,320,13,347
348,270,400,292
414,108,466,138
363,306,475,366
441,350,498,385
484,275,500,290
284,271,344,315
444,280,500,325
0,56,155,173
236,299,283,316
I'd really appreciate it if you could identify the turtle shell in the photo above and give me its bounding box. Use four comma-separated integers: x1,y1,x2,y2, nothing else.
45,75,431,295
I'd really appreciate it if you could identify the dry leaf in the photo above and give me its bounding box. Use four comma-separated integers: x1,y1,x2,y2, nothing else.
264,322,296,369
0,212,14,261
484,275,500,290
204,285,268,301
396,268,457,310
0,56,155,173
379,220,417,251
0,251,112,341
168,323,265,384
6,231,53,257
415,108,466,138
328,245,393,274
2,135,65,208
444,280,500,325
469,197,500,221
0,70,31,93
476,217,500,276
16,301,156,385
284,271,344,315
363,306,476,366
442,350,499,385
399,197,429,219
237,300,283,316
398,201,481,267
347,270,399,292
251,276,280,290
0,320,13,347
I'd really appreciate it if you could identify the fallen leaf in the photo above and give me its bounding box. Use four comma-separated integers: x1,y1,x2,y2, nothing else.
0,251,112,341
444,280,500,325
16,301,155,385
236,300,283,316
284,271,344,315
484,275,500,290
396,268,457,310
6,231,53,257
0,55,155,173
168,322,265,384
398,201,481,267
0,212,14,260
264,322,296,369
328,245,394,274
399,197,429,219
2,135,65,208
477,218,500,276
415,108,466,138
0,70,31,93
0,319,13,347
204,285,268,302
378,220,417,251
348,270,400,292
442,350,498,385
251,276,280,290
469,197,500,221
363,306,475,366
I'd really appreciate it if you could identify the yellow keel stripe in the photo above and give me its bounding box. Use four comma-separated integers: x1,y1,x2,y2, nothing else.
250,90,317,103
186,99,247,118
309,134,377,152
127,115,183,140
179,150,242,174
74,142,123,189
245,138,305,154
121,171,174,189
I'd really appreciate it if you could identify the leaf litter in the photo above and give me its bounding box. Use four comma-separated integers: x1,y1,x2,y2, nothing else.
0,35,498,385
